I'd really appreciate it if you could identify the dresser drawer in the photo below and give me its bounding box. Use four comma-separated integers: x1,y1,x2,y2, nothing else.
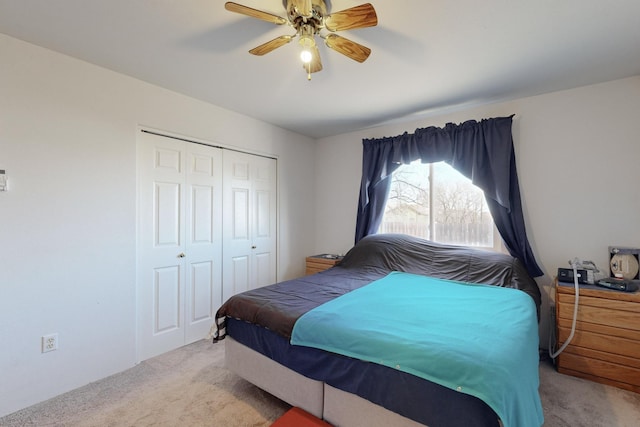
557,351,640,391
557,326,640,359
557,293,640,332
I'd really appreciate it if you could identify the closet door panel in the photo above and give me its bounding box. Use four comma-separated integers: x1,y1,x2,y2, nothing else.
223,151,277,302
138,132,223,359
138,132,187,360
231,255,250,296
190,261,213,322
232,188,250,239
155,183,181,246
251,155,277,288
154,265,181,333
184,144,223,344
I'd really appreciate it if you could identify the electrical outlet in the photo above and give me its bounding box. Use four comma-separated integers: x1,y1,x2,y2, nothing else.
42,334,58,353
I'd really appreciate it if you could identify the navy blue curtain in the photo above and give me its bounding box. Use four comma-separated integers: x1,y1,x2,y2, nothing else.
355,115,543,277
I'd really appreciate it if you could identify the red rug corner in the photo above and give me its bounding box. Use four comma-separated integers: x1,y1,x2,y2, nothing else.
270,407,332,427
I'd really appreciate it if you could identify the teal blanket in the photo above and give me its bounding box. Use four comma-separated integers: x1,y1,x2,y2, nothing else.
291,272,543,427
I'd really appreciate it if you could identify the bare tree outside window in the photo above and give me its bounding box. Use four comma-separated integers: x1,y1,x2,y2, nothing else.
380,161,496,249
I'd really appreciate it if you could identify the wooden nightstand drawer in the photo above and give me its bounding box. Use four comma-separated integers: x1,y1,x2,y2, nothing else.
306,254,342,275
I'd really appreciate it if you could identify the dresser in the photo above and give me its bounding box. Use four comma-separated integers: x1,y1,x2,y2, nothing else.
555,281,640,393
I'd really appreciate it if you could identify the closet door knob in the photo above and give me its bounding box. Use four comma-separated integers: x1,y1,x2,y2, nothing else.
178,252,186,258
251,245,257,249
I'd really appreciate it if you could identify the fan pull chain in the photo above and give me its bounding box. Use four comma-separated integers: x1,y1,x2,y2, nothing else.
307,61,311,81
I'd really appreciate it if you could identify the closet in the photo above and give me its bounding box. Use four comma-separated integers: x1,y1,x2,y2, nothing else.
136,131,276,361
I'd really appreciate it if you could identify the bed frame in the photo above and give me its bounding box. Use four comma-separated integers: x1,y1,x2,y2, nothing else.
226,337,425,427
216,234,541,427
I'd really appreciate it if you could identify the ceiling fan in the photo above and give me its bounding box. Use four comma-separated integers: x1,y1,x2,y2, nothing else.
225,0,378,80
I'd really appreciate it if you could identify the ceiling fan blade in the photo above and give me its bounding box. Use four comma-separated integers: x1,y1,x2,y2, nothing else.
249,35,294,56
225,2,287,25
324,3,378,32
324,34,371,63
308,44,323,73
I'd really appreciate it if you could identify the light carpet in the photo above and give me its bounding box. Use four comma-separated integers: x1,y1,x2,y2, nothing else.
1,340,639,426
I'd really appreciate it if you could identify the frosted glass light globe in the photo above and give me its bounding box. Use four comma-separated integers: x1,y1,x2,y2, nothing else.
300,50,313,63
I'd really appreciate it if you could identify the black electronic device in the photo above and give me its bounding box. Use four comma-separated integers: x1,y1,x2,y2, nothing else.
557,267,589,284
596,278,638,292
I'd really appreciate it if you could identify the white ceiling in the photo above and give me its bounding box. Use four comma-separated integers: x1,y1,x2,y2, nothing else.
1,0,639,139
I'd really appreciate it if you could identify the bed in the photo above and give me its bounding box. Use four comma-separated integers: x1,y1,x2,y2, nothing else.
212,234,543,427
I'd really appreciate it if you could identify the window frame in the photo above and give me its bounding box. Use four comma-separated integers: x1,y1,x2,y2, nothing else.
380,161,505,253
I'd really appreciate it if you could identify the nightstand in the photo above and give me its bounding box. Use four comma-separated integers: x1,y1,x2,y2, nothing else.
305,254,342,275
555,280,640,393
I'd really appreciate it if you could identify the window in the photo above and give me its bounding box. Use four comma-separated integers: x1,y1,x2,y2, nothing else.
380,160,502,251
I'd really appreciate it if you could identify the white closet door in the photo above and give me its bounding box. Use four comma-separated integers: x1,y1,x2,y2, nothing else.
251,155,277,289
184,143,223,344
137,132,222,361
222,150,277,303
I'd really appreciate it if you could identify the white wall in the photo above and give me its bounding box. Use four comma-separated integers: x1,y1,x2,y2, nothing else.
314,76,640,347
0,34,316,417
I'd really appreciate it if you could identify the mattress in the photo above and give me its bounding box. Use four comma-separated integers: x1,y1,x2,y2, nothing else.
214,234,541,342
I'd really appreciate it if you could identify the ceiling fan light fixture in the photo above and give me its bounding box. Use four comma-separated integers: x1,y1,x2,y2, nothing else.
225,1,377,79
300,49,313,63
299,35,315,64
